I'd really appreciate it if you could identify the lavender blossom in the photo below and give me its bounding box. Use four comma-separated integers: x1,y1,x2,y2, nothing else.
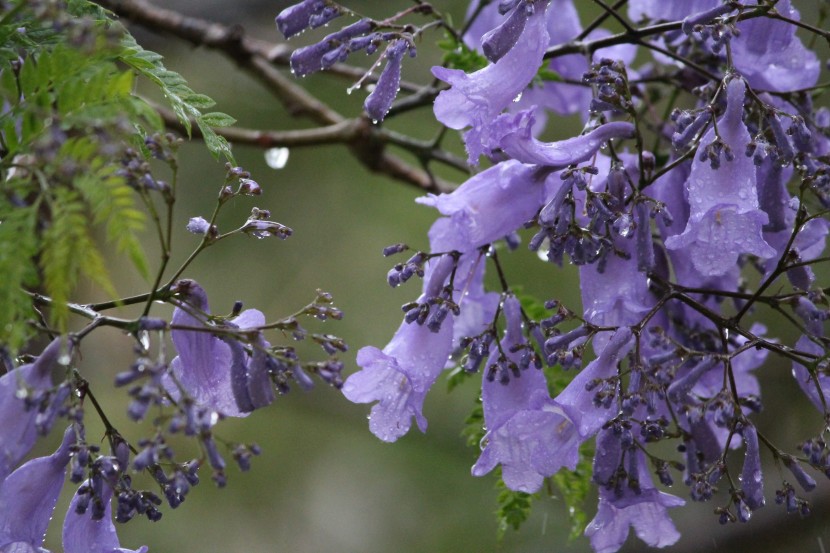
0,426,75,551
290,19,374,77
500,119,635,168
168,280,270,417
472,296,581,492
665,78,775,276
432,1,550,163
731,0,820,92
740,424,765,510
63,480,149,553
0,338,62,480
585,448,684,553
343,256,456,442
417,160,552,251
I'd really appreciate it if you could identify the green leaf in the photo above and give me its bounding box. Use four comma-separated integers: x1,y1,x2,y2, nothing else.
495,473,536,540
200,111,237,128
119,34,235,162
0,201,39,350
41,189,118,331
552,442,594,541
438,34,488,73
460,398,485,448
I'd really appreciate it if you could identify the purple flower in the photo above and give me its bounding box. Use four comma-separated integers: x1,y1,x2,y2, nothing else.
731,0,820,92
471,296,580,492
665,79,775,276
168,279,271,417
500,118,635,168
343,256,456,442
0,426,75,551
432,2,550,163
417,160,552,251
276,0,340,39
63,480,149,553
0,338,62,480
628,0,720,23
289,19,373,77
185,216,210,235
555,327,633,436
585,448,684,553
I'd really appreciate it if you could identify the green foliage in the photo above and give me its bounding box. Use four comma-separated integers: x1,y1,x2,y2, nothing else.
41,188,117,328
0,202,39,349
495,472,536,540
552,442,594,541
438,33,488,73
118,34,237,162
460,396,485,448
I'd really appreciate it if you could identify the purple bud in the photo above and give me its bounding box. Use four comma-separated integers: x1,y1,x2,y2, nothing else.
290,19,373,77
672,110,711,150
783,455,817,492
276,0,328,38
364,40,409,123
186,216,211,235
382,243,408,256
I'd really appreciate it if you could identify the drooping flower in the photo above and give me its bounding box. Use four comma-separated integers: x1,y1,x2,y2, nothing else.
0,426,75,552
665,78,775,276
585,446,684,553
416,159,552,251
731,0,820,92
343,255,456,442
0,338,63,480
499,118,635,168
471,296,580,492
63,480,149,553
168,279,272,417
364,39,411,123
432,0,550,163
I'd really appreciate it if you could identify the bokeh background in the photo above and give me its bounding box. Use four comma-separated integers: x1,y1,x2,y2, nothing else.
39,1,830,551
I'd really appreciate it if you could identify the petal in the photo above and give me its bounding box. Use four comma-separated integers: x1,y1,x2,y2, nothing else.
0,339,62,480
0,426,75,548
63,482,148,553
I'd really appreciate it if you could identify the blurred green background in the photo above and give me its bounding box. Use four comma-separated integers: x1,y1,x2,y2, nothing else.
39,1,830,552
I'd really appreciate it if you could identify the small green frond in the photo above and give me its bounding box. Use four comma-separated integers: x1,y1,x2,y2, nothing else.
41,189,117,330
552,442,594,541
0,202,39,350
119,34,235,162
495,473,536,540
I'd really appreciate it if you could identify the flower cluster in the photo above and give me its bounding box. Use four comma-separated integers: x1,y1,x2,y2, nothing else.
296,0,830,551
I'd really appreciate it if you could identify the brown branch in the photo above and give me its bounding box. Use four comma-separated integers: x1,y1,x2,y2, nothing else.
152,102,455,194
95,0,457,193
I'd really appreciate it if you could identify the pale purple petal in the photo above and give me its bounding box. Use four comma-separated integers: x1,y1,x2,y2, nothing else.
417,160,551,251
741,424,765,510
63,481,148,553
0,426,74,549
791,335,828,412
500,120,635,167
556,327,633,436
343,319,453,442
732,0,820,92
432,3,549,163
665,79,775,275
0,339,62,480
364,40,408,123
168,280,256,417
628,0,720,23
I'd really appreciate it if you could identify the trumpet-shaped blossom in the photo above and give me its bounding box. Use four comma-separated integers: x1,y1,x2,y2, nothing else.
585,446,684,553
500,118,635,168
417,159,552,251
63,481,149,553
343,255,456,442
731,0,819,92
472,296,580,492
432,0,550,163
0,426,75,552
665,78,775,276
0,338,62,480
168,279,272,417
